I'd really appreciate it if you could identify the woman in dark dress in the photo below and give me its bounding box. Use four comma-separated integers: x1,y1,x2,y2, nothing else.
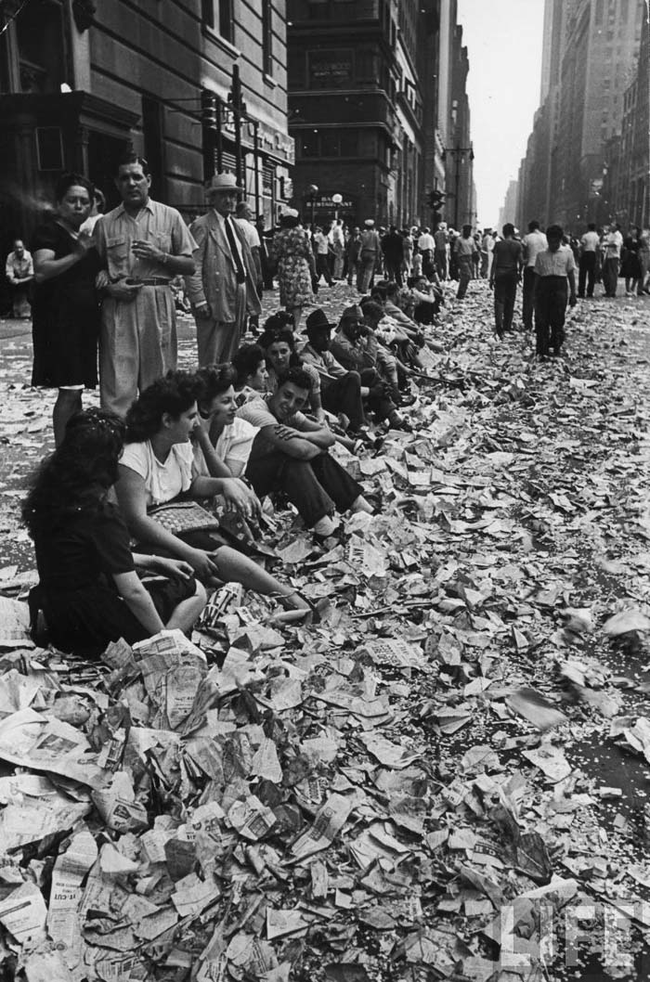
23,408,207,656
622,225,642,296
32,172,101,446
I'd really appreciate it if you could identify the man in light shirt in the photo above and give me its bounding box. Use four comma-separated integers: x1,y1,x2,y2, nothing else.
601,224,624,298
533,224,577,358
578,222,600,299
418,226,435,279
522,220,548,329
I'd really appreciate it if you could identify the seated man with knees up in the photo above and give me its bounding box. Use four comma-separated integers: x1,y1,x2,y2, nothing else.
330,304,410,430
237,366,372,537
300,308,368,436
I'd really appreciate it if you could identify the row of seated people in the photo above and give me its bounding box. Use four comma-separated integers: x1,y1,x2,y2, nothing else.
24,276,443,656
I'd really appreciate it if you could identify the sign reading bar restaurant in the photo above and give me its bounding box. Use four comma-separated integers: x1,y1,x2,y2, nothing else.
309,50,353,88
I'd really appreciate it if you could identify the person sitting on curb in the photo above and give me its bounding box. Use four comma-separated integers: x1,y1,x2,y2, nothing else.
238,367,373,538
299,308,368,437
232,343,269,406
329,305,411,431
258,312,324,419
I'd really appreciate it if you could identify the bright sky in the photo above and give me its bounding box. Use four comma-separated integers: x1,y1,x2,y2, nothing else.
456,0,546,227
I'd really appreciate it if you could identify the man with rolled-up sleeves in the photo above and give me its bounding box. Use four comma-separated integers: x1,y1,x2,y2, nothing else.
94,153,196,416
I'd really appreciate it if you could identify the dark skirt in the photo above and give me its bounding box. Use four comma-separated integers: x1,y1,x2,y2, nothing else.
32,574,196,656
31,295,100,388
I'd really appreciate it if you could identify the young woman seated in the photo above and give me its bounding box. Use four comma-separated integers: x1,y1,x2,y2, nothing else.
115,370,309,610
22,408,207,656
193,364,257,479
258,312,324,421
232,343,269,407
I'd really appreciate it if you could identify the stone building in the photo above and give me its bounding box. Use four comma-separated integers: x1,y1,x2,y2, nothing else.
0,0,294,256
517,0,646,233
286,0,470,229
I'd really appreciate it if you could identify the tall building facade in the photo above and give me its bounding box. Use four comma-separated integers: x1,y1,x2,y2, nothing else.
517,0,646,232
286,0,473,229
0,0,294,253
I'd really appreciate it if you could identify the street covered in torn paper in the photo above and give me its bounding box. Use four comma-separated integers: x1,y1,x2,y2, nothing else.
1,284,650,980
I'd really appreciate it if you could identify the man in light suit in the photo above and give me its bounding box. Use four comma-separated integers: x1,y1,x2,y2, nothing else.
185,173,261,366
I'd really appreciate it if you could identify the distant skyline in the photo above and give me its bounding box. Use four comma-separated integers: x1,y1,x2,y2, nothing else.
456,0,546,227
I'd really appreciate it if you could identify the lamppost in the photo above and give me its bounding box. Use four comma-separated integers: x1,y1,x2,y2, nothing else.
306,184,319,227
442,146,474,229
332,192,343,222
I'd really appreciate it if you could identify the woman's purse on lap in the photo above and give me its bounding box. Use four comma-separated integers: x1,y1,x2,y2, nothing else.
148,500,219,535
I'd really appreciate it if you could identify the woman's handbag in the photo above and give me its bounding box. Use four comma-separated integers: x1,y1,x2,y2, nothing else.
148,500,219,535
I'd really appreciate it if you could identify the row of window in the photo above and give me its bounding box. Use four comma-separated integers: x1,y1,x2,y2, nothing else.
201,0,274,76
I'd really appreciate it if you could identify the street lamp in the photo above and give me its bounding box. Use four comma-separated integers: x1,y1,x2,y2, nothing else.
332,192,343,222
306,184,319,227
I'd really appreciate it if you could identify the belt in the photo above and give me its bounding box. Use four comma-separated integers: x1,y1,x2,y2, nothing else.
125,277,171,287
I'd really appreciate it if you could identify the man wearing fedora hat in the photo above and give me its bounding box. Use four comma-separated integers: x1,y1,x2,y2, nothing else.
185,172,261,366
301,308,367,434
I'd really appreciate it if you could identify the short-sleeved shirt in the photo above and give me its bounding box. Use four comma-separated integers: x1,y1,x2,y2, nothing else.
455,236,478,258
193,417,258,476
299,342,348,382
581,231,600,253
120,440,194,507
523,230,548,267
34,501,135,592
237,396,309,460
94,199,196,281
534,246,576,278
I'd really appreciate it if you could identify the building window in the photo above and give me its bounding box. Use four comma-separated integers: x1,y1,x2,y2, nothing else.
262,0,273,76
297,128,360,158
218,0,234,41
201,0,214,28
203,0,234,41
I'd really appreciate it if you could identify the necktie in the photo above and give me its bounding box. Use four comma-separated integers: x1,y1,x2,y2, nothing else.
225,218,247,284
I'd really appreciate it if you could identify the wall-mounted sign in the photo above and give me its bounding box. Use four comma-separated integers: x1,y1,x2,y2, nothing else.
308,50,353,89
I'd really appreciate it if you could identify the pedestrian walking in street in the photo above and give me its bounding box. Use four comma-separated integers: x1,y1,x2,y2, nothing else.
31,172,101,446
401,228,414,280
345,226,362,286
601,224,623,298
533,224,577,358
381,225,404,285
622,226,643,296
95,153,196,415
578,222,600,298
185,173,260,369
455,225,478,301
329,219,345,280
434,223,449,280
638,228,650,295
313,226,334,286
5,238,33,318
522,221,547,328
357,220,381,293
489,223,523,336
23,407,207,655
269,209,315,331
418,226,436,280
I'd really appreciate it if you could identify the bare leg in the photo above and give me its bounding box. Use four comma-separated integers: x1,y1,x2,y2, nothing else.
290,305,303,331
53,389,82,447
212,545,310,609
165,581,207,634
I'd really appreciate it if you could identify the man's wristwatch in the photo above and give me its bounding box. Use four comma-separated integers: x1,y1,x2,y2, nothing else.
160,252,169,266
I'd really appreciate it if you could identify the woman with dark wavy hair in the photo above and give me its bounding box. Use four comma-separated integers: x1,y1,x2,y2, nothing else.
115,370,310,609
31,172,101,446
23,408,207,655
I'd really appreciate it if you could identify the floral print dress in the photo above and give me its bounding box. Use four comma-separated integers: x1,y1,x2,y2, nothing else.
271,226,315,309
